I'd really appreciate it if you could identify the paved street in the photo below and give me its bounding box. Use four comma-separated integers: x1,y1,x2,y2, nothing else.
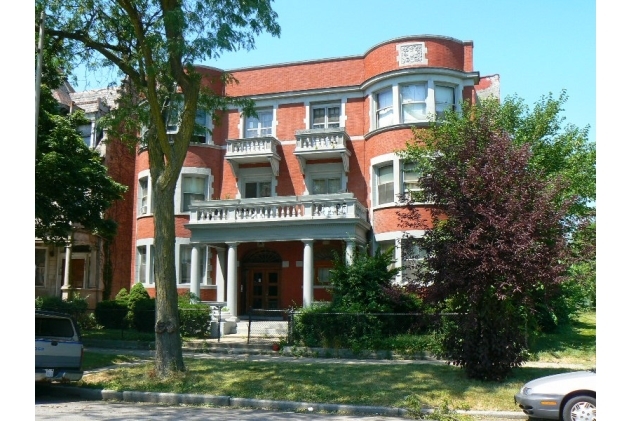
35,398,524,421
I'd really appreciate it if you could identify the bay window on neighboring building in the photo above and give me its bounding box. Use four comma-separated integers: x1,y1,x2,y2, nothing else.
311,104,340,129
375,89,394,128
377,164,394,205
245,109,273,138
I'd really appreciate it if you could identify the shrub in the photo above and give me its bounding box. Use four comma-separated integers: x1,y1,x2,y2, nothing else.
114,288,130,307
35,294,88,321
131,298,155,333
94,300,128,329
178,293,210,338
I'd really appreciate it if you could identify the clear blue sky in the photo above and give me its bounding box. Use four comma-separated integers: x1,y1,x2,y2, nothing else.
74,0,596,145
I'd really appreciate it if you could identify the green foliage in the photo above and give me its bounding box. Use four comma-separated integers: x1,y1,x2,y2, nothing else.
41,0,281,373
115,288,130,306
177,293,211,338
329,247,401,312
94,300,128,329
132,298,156,333
35,82,127,244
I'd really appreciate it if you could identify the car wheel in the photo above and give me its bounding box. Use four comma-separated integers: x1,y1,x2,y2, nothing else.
562,395,596,421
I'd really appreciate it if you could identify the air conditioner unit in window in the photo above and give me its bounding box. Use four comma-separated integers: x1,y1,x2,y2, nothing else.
140,205,148,215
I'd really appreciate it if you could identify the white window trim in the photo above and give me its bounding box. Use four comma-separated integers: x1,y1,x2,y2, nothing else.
368,76,465,130
310,102,342,129
304,162,346,195
193,110,213,144
303,96,347,130
242,107,276,138
135,239,155,286
175,168,212,214
137,170,152,216
175,239,213,286
373,230,426,284
237,167,276,199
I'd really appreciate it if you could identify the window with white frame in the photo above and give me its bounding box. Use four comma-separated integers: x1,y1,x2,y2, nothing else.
401,162,422,200
377,164,394,205
375,89,393,128
311,104,340,129
78,123,92,147
244,181,272,198
312,177,341,195
193,108,212,143
245,109,273,138
435,85,455,118
401,84,427,122
179,245,206,284
35,248,46,286
138,177,148,215
401,238,426,282
181,175,207,212
136,246,147,284
316,267,332,286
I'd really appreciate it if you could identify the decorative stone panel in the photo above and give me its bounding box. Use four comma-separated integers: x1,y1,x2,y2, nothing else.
396,42,428,66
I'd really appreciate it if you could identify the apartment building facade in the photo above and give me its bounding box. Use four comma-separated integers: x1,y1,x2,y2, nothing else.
132,35,500,318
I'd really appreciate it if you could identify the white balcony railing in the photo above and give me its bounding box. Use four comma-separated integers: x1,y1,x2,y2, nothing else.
294,128,349,152
225,136,279,156
189,193,368,225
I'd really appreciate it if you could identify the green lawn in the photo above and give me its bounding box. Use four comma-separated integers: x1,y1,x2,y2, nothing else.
80,311,595,414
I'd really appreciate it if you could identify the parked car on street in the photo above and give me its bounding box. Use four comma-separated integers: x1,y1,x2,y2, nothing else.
514,369,595,421
35,310,84,383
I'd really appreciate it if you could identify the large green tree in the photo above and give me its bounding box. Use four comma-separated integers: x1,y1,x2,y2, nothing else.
399,93,595,381
39,0,280,376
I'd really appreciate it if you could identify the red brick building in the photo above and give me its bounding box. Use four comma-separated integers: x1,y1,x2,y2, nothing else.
36,35,499,316
132,35,499,318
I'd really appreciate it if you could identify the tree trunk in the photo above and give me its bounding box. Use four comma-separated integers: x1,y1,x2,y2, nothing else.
152,175,185,375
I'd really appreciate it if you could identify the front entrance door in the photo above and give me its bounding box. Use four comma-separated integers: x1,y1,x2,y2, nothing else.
248,269,280,310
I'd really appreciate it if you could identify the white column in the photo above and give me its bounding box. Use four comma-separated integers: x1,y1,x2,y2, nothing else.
189,245,200,300
215,247,226,302
226,242,238,318
302,239,314,307
61,240,72,299
345,240,355,265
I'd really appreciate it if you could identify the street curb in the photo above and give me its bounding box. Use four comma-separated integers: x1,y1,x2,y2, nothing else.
46,385,526,419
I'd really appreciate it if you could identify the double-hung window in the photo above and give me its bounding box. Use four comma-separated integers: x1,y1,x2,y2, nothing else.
312,104,340,129
245,109,273,138
138,177,148,215
435,85,455,118
401,84,427,122
244,181,272,198
181,175,206,212
402,162,421,200
193,109,211,143
312,177,341,195
136,246,147,284
377,165,394,205
375,89,393,128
